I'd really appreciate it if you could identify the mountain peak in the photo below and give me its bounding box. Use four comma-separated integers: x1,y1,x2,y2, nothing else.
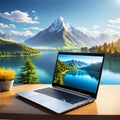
58,16,64,22
24,16,97,47
48,16,71,33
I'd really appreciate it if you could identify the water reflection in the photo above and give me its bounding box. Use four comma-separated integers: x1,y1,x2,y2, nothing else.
65,69,99,80
104,56,120,73
101,56,120,84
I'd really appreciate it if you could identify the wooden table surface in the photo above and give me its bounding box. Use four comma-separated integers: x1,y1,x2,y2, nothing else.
0,84,120,117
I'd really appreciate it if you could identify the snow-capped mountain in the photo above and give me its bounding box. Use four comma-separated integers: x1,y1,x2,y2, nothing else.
48,16,71,33
24,16,97,48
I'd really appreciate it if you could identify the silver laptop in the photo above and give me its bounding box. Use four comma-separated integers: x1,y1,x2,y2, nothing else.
17,52,105,114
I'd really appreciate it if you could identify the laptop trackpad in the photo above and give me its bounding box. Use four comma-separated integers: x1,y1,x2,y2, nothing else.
27,93,54,103
28,94,73,113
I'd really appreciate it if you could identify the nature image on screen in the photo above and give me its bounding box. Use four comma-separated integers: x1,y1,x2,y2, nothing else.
53,54,103,93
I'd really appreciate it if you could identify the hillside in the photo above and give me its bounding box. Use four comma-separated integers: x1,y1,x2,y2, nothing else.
0,38,40,56
80,62,102,80
81,62,102,73
53,59,74,85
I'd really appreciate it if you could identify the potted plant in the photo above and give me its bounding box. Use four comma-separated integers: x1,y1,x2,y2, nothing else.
0,67,16,91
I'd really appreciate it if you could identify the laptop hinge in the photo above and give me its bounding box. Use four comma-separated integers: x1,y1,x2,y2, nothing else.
53,86,93,99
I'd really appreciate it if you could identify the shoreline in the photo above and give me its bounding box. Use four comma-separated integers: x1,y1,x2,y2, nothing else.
62,70,69,75
0,53,40,58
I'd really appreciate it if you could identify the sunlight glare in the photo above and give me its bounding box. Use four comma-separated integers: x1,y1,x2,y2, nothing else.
116,0,120,4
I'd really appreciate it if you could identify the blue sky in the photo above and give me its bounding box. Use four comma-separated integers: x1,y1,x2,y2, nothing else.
58,54,103,64
0,0,120,41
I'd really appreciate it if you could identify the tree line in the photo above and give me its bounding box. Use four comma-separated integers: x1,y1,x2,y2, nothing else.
81,41,120,56
0,50,40,56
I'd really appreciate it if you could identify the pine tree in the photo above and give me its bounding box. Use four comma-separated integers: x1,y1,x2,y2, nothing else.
19,58,39,84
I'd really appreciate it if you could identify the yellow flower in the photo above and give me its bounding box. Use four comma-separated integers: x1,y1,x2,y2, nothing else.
0,67,16,81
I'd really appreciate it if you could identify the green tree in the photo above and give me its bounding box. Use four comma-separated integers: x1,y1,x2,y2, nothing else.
111,42,114,48
81,46,88,52
103,42,108,53
19,58,39,84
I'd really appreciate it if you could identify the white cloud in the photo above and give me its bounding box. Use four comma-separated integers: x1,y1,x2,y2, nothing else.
108,18,120,29
109,18,120,24
0,23,9,28
0,23,16,29
0,10,39,24
23,27,43,31
107,24,120,29
9,24,16,28
104,28,120,36
92,25,100,30
78,27,88,34
34,16,38,20
32,10,36,13
78,26,100,37
90,30,100,36
106,18,120,36
10,30,34,37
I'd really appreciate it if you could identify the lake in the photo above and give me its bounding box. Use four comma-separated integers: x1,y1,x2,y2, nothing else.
63,69,98,93
0,51,120,84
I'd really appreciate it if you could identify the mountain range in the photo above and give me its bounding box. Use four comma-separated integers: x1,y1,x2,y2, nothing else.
24,16,96,48
81,62,102,73
80,62,102,80
24,16,120,49
63,59,87,69
62,59,101,80
96,34,119,45
63,59,102,73
24,17,119,48
1,16,119,49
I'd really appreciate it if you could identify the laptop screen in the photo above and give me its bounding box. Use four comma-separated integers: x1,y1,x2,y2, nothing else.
53,52,104,97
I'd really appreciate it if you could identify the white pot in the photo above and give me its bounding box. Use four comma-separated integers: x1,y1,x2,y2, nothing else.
0,80,14,91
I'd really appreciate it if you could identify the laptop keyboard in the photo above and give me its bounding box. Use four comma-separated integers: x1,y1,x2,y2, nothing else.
35,88,87,104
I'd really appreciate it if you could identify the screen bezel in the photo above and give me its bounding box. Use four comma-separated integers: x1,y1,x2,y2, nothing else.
52,52,105,98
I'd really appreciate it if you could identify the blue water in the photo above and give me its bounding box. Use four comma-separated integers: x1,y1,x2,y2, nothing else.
0,51,120,84
100,56,120,85
63,69,98,93
0,51,58,84
101,70,120,84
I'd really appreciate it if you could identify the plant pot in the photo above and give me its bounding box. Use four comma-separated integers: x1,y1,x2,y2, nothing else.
0,80,14,91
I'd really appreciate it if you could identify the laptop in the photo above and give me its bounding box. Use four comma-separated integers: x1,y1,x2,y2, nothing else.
17,52,105,114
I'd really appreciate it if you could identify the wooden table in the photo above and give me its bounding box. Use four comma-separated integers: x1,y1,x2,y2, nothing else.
0,84,120,119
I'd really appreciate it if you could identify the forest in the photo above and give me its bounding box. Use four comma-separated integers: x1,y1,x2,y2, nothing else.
81,39,120,56
53,59,74,85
